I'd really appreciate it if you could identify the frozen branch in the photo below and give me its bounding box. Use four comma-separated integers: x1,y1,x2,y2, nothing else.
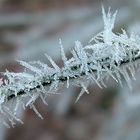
1,7,140,126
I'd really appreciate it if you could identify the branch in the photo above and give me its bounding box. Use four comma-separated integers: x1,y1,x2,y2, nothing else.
0,6,140,127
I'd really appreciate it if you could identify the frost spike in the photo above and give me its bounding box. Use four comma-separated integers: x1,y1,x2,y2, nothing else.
100,78,107,88
30,104,43,120
88,72,103,89
26,94,39,107
120,68,132,90
45,54,60,71
89,32,103,43
66,76,69,88
59,39,67,64
4,106,24,124
115,70,123,87
39,93,48,105
104,66,118,83
127,64,136,80
14,98,20,115
102,5,118,44
75,82,89,103
17,60,42,75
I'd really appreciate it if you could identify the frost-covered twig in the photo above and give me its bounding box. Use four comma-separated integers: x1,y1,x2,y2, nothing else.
1,7,140,126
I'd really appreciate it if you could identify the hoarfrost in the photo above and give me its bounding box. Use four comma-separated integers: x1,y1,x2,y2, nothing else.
0,6,140,126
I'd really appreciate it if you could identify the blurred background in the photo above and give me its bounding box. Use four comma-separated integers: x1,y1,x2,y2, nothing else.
0,0,140,140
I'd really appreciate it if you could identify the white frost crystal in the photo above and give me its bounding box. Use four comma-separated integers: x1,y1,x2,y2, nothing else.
0,7,140,127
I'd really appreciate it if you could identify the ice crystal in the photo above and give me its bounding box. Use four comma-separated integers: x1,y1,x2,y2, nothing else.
0,6,140,127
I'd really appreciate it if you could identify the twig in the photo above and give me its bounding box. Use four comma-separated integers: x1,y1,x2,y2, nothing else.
0,6,140,126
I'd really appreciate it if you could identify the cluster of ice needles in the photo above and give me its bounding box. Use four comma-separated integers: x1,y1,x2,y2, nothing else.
1,6,140,127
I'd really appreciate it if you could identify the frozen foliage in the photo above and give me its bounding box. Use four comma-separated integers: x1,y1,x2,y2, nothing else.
0,7,140,127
